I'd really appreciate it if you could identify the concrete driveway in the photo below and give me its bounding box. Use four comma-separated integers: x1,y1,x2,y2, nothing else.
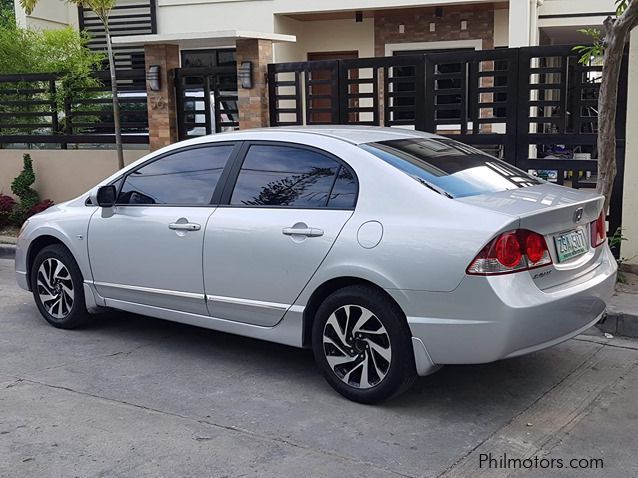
1,257,637,477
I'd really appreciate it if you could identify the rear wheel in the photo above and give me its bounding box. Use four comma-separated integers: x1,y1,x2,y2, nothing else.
30,244,92,329
312,285,416,403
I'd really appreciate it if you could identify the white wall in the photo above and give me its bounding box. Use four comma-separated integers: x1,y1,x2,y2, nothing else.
155,0,496,38
273,16,375,63
621,33,638,265
272,0,492,15
537,0,616,28
0,150,148,203
493,7,509,48
538,0,616,16
14,0,78,30
156,0,275,34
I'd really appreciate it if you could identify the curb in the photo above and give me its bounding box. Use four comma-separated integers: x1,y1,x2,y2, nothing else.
0,244,16,259
597,310,638,338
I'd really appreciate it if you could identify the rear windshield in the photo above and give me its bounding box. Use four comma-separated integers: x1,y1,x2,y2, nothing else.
360,138,541,198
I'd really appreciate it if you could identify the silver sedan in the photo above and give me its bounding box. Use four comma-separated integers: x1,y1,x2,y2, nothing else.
15,127,617,403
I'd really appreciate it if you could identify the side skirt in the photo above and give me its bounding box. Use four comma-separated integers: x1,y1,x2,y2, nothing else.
101,297,305,348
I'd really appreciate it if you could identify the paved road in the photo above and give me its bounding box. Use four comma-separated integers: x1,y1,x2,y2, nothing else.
1,257,637,477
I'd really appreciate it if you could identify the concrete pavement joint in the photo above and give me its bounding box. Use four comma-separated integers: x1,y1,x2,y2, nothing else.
435,345,605,477
574,335,638,351
6,377,416,478
536,361,638,458
19,338,168,376
436,345,638,478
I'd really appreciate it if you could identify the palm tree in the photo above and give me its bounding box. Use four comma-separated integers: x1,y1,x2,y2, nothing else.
20,0,125,169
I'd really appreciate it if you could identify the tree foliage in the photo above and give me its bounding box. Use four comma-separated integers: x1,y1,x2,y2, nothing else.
17,0,125,168
573,0,634,66
0,21,104,136
0,0,13,25
0,22,103,77
20,0,116,20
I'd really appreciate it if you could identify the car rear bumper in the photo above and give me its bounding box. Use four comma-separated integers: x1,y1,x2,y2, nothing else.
16,270,29,290
388,245,617,369
14,234,29,291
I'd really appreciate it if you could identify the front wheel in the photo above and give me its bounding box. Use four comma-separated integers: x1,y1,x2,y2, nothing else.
30,244,92,329
312,285,416,403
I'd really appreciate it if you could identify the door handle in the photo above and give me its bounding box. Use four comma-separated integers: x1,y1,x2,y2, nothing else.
282,226,324,237
169,222,201,231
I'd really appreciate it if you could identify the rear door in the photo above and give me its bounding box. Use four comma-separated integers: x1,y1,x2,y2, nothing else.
203,142,358,326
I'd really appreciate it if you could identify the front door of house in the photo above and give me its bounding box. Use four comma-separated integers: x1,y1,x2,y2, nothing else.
307,51,359,124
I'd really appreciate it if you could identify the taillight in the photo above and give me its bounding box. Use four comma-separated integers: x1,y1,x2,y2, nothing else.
467,229,552,275
590,211,606,248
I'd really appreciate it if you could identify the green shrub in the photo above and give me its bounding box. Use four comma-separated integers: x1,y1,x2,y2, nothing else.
10,154,41,225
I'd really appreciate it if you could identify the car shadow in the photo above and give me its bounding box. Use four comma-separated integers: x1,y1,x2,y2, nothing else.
76,309,593,415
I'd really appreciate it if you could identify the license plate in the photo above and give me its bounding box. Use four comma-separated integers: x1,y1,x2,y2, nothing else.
554,228,588,262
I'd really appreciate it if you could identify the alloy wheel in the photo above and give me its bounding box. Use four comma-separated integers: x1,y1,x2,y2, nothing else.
36,258,74,319
322,305,391,389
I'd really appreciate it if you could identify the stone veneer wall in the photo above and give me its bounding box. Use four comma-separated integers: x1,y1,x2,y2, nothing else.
236,39,273,129
374,4,495,55
144,44,180,151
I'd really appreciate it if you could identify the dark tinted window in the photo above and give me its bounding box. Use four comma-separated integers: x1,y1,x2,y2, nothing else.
118,145,233,205
231,145,355,208
327,166,357,208
361,138,541,198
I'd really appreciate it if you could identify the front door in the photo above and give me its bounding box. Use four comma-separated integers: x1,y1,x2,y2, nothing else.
203,142,358,326
307,51,358,124
88,143,237,315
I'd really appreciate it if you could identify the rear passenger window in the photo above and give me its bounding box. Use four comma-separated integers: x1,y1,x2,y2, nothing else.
327,166,357,209
230,145,357,208
118,145,233,205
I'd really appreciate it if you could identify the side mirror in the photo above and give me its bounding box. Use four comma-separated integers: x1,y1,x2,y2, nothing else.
96,185,117,208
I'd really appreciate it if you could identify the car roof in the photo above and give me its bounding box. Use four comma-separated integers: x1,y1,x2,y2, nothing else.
199,126,438,146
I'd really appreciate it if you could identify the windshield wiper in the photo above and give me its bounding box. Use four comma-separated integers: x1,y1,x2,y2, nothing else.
412,176,454,199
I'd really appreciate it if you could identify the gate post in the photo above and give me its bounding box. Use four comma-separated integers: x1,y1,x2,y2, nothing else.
236,39,273,129
144,43,180,151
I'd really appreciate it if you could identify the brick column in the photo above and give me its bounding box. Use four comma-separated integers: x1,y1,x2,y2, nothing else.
144,44,180,151
236,39,273,129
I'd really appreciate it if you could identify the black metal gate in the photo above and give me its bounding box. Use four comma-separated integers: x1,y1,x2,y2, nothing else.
174,66,239,140
267,45,628,235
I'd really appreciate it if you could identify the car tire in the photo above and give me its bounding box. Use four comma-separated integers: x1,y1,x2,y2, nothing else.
30,244,92,329
312,284,417,404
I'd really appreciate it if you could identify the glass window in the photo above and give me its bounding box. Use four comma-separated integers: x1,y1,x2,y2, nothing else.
231,145,355,208
118,145,234,205
181,49,236,69
361,138,541,199
327,167,357,209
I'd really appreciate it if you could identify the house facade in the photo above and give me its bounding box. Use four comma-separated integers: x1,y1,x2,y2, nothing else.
16,0,619,63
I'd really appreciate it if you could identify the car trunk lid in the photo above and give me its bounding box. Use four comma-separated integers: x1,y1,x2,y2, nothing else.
457,183,605,290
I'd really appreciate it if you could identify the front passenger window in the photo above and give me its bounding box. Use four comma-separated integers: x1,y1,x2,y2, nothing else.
118,145,234,205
